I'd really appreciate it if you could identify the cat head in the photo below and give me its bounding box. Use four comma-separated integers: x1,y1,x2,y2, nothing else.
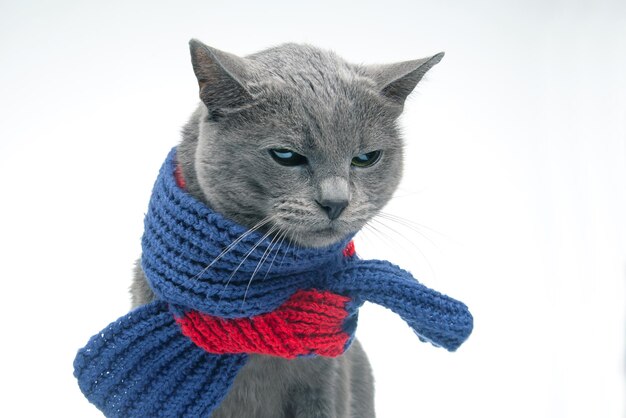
179,39,443,248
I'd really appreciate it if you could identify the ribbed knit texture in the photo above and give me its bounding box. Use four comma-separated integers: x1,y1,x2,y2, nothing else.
177,289,353,359
74,302,247,417
74,148,473,417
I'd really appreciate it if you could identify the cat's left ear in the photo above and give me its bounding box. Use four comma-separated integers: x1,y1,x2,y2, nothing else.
367,52,444,109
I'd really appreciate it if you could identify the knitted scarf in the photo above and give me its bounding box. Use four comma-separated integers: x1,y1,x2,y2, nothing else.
74,148,473,417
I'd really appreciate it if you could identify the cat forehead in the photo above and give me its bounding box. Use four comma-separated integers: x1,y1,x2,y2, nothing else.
246,47,387,122
245,85,392,152
247,44,352,73
212,44,399,151
247,44,375,92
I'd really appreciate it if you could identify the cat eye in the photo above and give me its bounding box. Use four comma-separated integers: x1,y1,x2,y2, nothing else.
269,148,308,166
351,150,382,168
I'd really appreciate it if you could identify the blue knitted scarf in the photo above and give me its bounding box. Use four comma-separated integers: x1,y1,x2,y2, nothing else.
74,148,473,417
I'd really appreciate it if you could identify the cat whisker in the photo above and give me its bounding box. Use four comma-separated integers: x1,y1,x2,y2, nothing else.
218,223,278,306
241,225,282,307
377,211,448,240
260,229,289,283
373,214,437,249
361,220,400,256
388,187,425,201
192,215,273,282
277,230,296,272
367,217,437,279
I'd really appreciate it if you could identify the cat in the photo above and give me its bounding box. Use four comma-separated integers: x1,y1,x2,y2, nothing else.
131,39,443,418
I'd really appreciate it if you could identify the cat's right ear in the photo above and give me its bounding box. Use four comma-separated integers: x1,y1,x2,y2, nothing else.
367,52,445,110
189,39,252,119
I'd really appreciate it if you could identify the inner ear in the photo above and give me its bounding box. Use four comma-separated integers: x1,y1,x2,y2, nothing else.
367,52,445,107
189,39,253,118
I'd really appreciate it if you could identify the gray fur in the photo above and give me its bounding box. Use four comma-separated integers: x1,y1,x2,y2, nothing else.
131,40,443,417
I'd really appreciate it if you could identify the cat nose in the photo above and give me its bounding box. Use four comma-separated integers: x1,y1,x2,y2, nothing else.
317,199,349,221
317,176,350,220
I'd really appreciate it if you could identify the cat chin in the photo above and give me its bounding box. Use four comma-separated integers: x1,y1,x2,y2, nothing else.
286,228,353,249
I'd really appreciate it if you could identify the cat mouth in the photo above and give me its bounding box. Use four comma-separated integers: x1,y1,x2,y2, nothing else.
310,220,349,234
299,223,354,246
312,226,335,233
272,218,353,248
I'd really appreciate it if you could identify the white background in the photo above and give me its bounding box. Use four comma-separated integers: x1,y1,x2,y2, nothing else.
1,1,625,417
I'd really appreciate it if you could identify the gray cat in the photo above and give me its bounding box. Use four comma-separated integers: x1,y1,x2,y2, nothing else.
131,39,443,418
